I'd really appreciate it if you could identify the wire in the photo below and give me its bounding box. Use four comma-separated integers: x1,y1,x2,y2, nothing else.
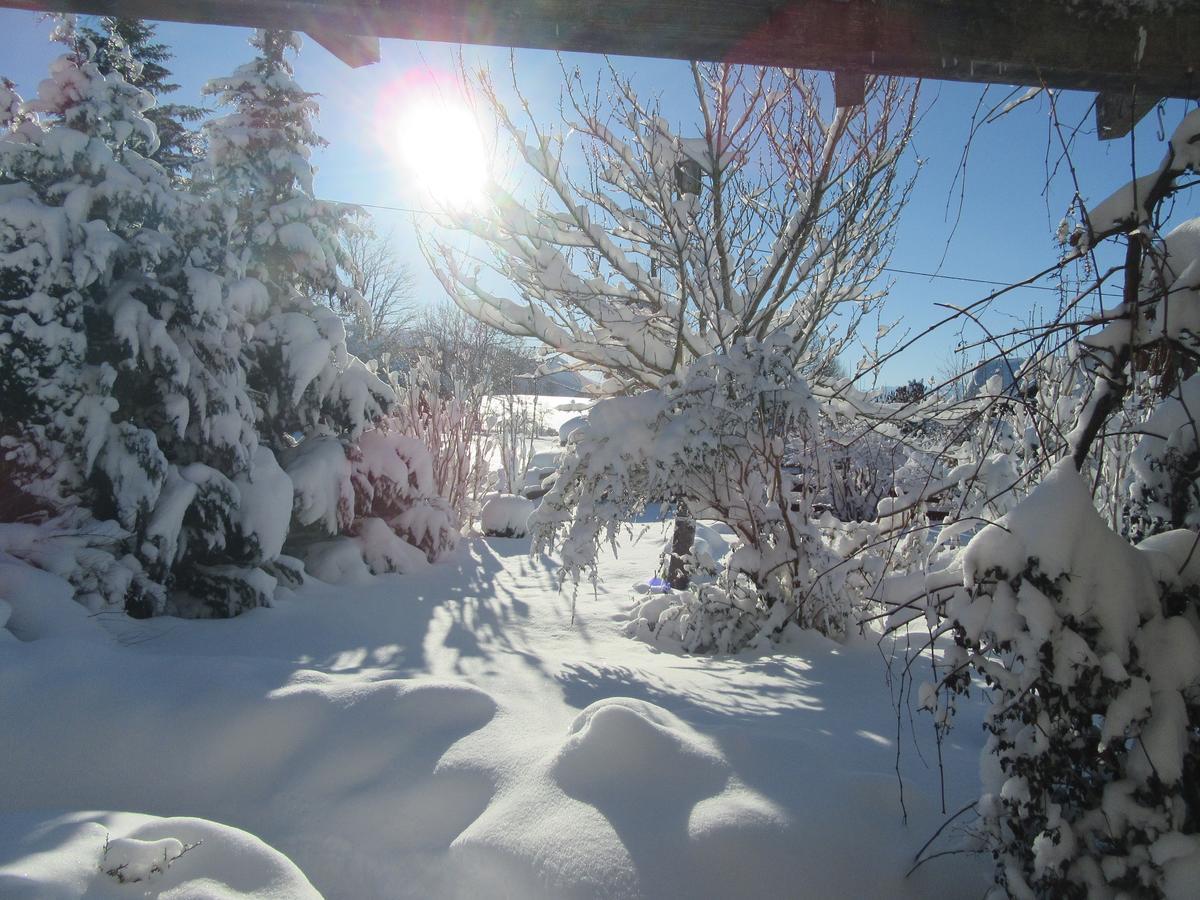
339,198,1065,293
882,265,1061,292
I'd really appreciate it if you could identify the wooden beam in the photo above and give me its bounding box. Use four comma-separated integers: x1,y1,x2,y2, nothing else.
1096,90,1161,140
306,29,380,67
3,1,1198,100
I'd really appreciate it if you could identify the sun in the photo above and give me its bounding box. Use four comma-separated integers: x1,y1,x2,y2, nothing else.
395,97,489,210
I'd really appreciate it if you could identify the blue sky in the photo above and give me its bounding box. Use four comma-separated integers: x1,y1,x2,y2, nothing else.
2,10,1191,384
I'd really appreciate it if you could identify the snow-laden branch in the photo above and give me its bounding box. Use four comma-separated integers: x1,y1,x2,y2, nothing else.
423,61,918,392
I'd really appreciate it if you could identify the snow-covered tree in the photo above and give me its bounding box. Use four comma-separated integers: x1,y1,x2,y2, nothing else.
0,18,288,616
905,109,1200,899
536,337,884,648
428,61,916,621
74,17,206,182
199,29,393,453
197,30,464,580
426,62,916,393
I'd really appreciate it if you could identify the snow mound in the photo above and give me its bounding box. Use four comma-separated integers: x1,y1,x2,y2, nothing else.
271,673,498,734
480,494,535,538
0,810,318,899
303,537,374,585
558,415,587,445
0,556,105,642
354,517,429,575
552,698,728,800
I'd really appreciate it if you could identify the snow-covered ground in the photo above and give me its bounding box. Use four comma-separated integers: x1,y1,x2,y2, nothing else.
0,525,991,899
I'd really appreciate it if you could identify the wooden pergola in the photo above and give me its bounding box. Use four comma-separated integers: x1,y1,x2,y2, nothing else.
4,1,1197,137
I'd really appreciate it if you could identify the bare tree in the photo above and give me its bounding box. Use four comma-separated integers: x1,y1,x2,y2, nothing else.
423,60,919,395
384,302,538,526
341,227,415,360
404,300,535,394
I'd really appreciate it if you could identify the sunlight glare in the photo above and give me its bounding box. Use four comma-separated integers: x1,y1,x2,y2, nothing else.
396,98,489,210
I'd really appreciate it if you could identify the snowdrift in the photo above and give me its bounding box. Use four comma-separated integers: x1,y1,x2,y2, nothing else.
0,529,990,898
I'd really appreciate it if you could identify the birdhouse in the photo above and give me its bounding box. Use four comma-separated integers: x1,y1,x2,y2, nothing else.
674,158,703,196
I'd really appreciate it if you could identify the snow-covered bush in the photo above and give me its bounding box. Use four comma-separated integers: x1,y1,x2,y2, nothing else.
926,462,1200,898
902,111,1200,900
385,354,495,528
481,494,535,538
349,427,458,562
281,425,458,576
534,337,872,648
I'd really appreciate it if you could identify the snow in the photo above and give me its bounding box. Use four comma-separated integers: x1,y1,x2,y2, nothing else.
0,552,98,641
480,494,535,537
0,810,319,898
936,461,1200,893
1082,107,1200,242
961,459,1155,652
0,525,989,899
233,445,293,562
283,436,354,534
558,414,587,445
353,517,429,575
302,537,373,585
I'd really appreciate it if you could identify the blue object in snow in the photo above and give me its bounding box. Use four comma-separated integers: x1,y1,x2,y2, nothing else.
647,576,670,593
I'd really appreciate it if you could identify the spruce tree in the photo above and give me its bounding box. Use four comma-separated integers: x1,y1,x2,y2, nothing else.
75,16,205,182
200,30,392,466
1,17,290,617
200,31,435,572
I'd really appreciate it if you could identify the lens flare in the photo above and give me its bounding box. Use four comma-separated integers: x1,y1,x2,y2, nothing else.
392,92,489,210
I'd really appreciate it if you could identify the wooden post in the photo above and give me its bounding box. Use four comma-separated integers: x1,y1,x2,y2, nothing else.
834,70,865,108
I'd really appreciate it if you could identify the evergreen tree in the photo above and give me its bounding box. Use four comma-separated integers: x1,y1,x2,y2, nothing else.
75,16,205,181
200,30,391,448
199,30,395,560
0,17,290,617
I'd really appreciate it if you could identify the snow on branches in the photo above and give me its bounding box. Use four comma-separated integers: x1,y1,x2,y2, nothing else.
897,109,1200,899
927,463,1200,899
534,337,879,649
0,23,446,616
424,61,917,393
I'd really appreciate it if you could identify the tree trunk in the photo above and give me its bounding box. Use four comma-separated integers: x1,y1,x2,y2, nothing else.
666,500,696,590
